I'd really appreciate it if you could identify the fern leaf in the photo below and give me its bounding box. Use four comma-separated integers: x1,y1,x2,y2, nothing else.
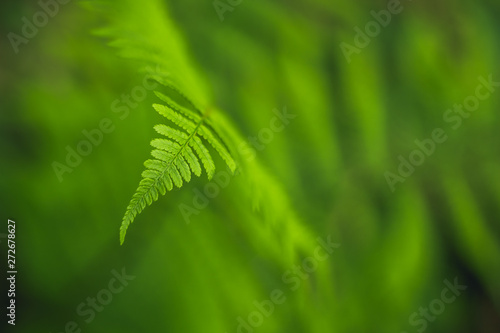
198,126,236,172
154,124,188,143
181,149,202,177
120,90,237,244
189,136,216,179
153,104,196,132
154,91,202,121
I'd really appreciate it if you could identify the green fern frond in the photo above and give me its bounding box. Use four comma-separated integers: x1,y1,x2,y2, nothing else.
94,0,236,244
120,94,236,244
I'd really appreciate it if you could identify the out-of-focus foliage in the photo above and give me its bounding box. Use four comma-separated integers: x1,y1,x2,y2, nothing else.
0,0,499,332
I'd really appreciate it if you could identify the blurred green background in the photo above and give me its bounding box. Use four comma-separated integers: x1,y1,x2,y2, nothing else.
1,0,500,332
